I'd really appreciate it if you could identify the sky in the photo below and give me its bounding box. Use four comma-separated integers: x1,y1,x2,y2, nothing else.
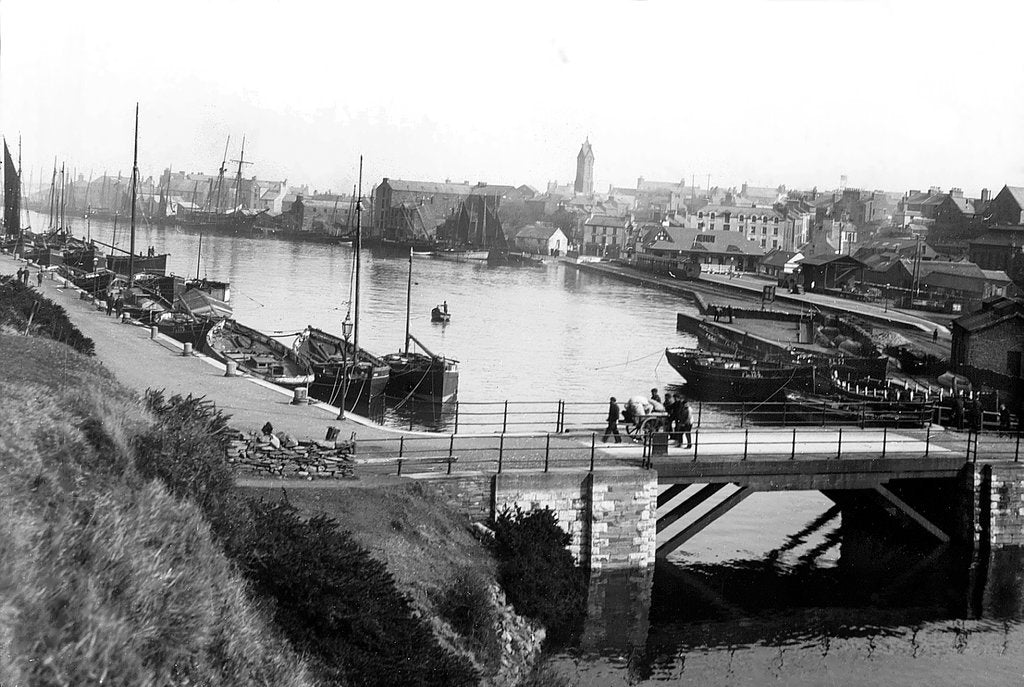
2,0,1022,198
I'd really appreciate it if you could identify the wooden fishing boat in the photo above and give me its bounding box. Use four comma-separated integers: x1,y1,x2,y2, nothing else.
665,347,818,402
783,389,934,428
294,326,390,407
205,319,314,388
383,249,460,403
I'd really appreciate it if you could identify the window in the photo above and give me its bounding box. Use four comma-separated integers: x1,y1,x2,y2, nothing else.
697,222,705,230
772,239,779,248
773,227,779,235
724,224,731,231
695,234,716,243
762,215,768,223
774,217,780,224
761,239,767,247
697,211,704,219
738,214,745,223
761,226,767,234
710,212,716,221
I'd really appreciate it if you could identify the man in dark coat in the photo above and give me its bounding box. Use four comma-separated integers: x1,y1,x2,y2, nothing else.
663,392,677,441
674,398,693,449
603,397,621,443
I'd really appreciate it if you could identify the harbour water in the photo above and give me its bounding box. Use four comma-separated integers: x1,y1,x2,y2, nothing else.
34,213,1024,685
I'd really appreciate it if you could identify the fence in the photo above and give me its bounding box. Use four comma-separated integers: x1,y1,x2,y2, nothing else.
352,425,1024,478
384,398,1018,435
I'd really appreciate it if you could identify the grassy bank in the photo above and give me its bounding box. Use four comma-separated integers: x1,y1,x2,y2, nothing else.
0,334,313,685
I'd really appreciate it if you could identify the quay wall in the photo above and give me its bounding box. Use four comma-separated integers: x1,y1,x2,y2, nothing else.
429,468,659,571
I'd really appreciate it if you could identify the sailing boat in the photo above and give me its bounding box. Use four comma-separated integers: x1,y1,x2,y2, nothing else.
382,248,460,403
2,139,21,251
295,156,390,410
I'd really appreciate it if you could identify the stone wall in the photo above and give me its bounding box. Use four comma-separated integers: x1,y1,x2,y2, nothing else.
960,462,1024,548
421,473,494,522
227,433,356,479
493,471,592,566
426,467,659,571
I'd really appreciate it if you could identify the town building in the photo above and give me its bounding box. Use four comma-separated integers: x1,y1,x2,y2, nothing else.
686,205,786,250
969,226,1024,272
798,254,867,292
574,139,594,195
950,296,1024,400
582,214,631,258
637,226,764,273
370,178,473,240
759,249,803,279
513,222,569,256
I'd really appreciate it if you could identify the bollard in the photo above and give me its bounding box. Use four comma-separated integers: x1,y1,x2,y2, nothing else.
224,359,237,377
182,342,193,356
150,326,159,339
292,387,309,405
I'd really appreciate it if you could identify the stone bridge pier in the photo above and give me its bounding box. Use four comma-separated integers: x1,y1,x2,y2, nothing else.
427,467,658,571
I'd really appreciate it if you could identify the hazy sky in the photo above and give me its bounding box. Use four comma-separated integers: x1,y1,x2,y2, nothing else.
2,0,1022,197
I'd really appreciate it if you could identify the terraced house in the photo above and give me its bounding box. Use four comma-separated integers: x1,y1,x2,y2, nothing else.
686,205,785,250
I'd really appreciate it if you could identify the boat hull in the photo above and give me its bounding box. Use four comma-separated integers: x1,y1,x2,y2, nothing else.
383,353,459,403
666,348,817,402
205,319,314,388
294,326,390,407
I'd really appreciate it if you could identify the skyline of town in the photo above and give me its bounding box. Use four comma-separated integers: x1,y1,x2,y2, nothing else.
2,0,1021,199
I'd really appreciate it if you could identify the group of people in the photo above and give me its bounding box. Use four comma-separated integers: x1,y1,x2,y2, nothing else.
946,392,1022,435
14,266,42,287
604,387,693,448
105,289,125,319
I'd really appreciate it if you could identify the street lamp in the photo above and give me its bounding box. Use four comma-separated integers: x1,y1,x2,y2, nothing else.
338,316,354,420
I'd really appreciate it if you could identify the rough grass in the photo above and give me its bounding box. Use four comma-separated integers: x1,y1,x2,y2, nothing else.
0,334,314,686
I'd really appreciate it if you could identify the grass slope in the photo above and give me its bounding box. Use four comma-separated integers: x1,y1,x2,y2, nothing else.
0,334,314,686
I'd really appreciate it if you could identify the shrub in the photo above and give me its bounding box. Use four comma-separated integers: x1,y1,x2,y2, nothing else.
490,506,587,643
437,569,503,669
0,276,94,354
228,499,479,687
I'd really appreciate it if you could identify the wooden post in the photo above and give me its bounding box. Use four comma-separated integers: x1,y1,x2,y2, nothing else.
692,429,699,462
454,401,459,434
791,427,797,459
590,433,596,472
924,423,930,457
742,428,748,461
836,427,843,459
399,436,404,458
545,434,550,472
397,458,403,476
447,455,454,475
498,434,504,473
881,426,887,459
502,401,509,434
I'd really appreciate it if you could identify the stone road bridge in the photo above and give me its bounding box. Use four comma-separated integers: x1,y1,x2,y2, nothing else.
354,426,1023,571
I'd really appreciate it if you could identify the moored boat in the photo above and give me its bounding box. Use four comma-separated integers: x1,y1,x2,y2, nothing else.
665,347,818,402
205,319,314,388
294,325,390,407
431,303,450,323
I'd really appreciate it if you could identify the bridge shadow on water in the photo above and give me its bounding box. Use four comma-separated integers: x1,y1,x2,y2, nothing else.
550,517,1024,686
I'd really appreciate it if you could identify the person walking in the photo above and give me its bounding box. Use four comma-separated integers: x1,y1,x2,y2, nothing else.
953,393,965,431
114,295,124,321
603,397,622,443
999,404,1011,435
36,270,43,288
106,292,114,316
969,399,984,434
674,398,693,448
933,328,939,342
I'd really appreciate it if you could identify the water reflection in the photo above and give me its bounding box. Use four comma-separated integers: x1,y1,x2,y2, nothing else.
550,525,1024,685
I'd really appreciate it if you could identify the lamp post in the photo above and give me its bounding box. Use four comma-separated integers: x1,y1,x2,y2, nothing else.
338,316,354,420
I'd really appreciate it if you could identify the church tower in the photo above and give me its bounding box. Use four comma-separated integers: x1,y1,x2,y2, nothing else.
574,138,594,195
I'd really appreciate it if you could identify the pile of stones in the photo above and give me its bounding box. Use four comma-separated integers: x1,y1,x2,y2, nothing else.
227,430,357,480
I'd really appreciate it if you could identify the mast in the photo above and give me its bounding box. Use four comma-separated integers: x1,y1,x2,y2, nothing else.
128,103,139,287
213,136,230,213
405,247,412,354
354,155,363,354
232,135,246,211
